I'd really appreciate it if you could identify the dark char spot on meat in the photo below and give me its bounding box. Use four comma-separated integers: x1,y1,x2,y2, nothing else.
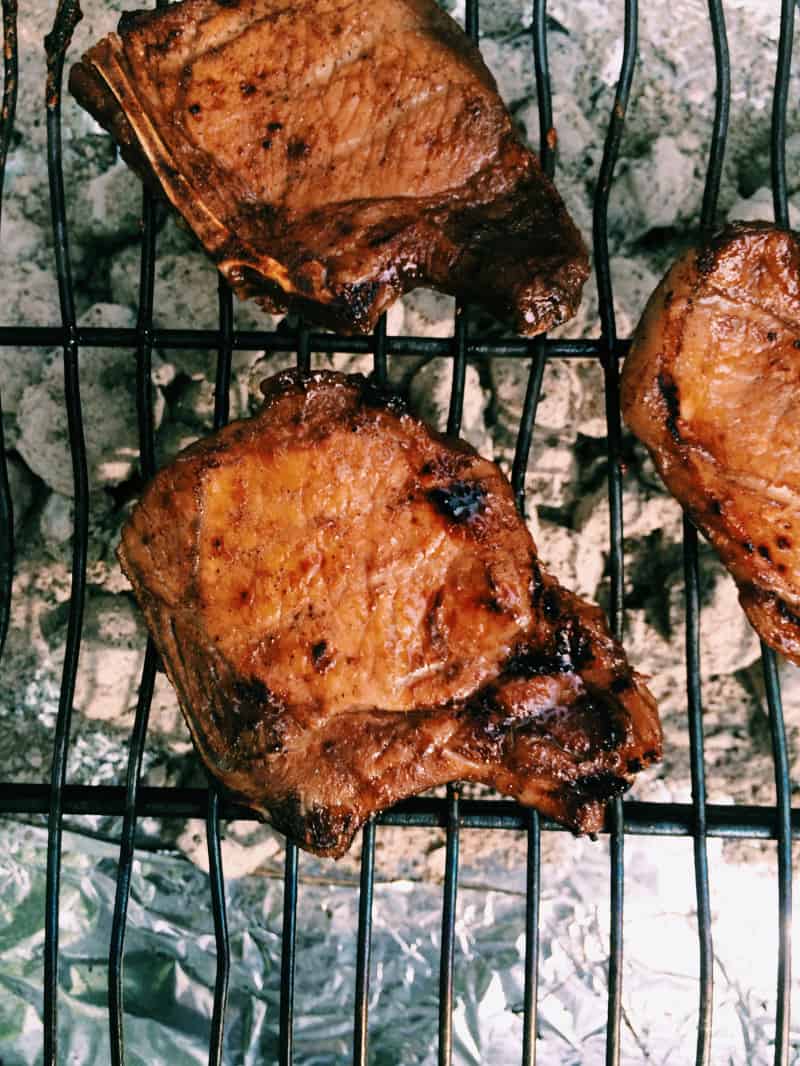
657,371,681,442
307,805,355,852
542,588,560,620
287,138,311,160
428,480,486,523
574,772,629,800
777,597,800,627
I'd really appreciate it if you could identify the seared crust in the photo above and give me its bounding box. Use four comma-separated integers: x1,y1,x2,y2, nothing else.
119,371,661,856
69,0,588,335
622,222,800,663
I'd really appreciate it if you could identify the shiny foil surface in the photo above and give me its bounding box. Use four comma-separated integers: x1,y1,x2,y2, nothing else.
1,819,796,1064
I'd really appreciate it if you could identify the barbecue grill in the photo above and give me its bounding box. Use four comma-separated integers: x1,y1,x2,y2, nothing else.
0,0,797,1062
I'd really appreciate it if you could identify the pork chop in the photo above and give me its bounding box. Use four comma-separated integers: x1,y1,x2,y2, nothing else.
69,0,588,335
621,222,800,664
118,370,661,856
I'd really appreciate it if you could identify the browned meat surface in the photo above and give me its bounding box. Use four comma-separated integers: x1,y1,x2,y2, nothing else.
118,371,660,857
69,0,588,335
622,222,800,664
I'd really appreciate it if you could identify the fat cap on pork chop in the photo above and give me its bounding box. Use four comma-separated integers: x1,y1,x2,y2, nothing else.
118,371,661,857
69,0,589,335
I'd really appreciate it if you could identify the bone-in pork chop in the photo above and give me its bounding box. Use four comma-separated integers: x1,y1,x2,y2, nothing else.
118,371,661,857
622,222,800,664
69,0,588,335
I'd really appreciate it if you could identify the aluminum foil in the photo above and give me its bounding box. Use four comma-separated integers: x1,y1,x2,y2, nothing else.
0,818,797,1065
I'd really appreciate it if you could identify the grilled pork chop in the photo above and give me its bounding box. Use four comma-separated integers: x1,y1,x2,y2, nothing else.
69,0,588,335
622,222,800,664
119,371,660,856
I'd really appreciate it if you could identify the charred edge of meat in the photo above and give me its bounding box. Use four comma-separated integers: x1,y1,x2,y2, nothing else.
258,368,407,416
427,480,486,522
332,280,382,329
776,595,800,628
357,373,408,415
530,558,544,608
506,616,594,679
273,793,357,854
656,371,682,443
574,771,631,801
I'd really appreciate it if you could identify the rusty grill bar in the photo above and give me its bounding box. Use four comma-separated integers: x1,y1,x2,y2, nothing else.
0,0,796,1064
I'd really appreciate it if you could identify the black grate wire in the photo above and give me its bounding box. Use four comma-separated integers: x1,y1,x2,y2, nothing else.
0,0,797,1063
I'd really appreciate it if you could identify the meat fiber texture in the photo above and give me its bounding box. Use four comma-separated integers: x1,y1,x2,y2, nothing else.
118,371,661,857
622,222,800,665
68,0,589,335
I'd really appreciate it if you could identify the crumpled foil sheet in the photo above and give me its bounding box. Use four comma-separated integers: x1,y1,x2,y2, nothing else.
0,819,797,1064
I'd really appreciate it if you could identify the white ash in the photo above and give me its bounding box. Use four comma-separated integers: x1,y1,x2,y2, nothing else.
16,302,165,495
0,0,798,899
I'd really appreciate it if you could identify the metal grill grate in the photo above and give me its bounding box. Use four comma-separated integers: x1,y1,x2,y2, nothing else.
0,0,797,1063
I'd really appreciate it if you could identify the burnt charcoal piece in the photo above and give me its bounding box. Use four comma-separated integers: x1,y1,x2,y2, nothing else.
118,370,661,857
69,0,588,335
622,223,800,665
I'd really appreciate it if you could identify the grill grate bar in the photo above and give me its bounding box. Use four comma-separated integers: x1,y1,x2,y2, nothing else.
214,279,235,429
108,640,157,1065
372,312,388,388
514,7,555,1057
0,0,18,661
279,841,300,1065
0,326,634,360
353,819,377,1066
768,7,796,1061
682,5,730,1061
438,786,461,1066
3,787,798,836
108,169,161,1066
275,310,313,1065
591,0,638,1059
203,276,236,1062
0,324,640,362
700,0,730,234
42,3,89,1060
349,315,392,1064
521,809,541,1066
762,646,793,1066
297,319,311,374
206,787,231,1066
510,348,545,517
771,0,796,230
683,518,714,1066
